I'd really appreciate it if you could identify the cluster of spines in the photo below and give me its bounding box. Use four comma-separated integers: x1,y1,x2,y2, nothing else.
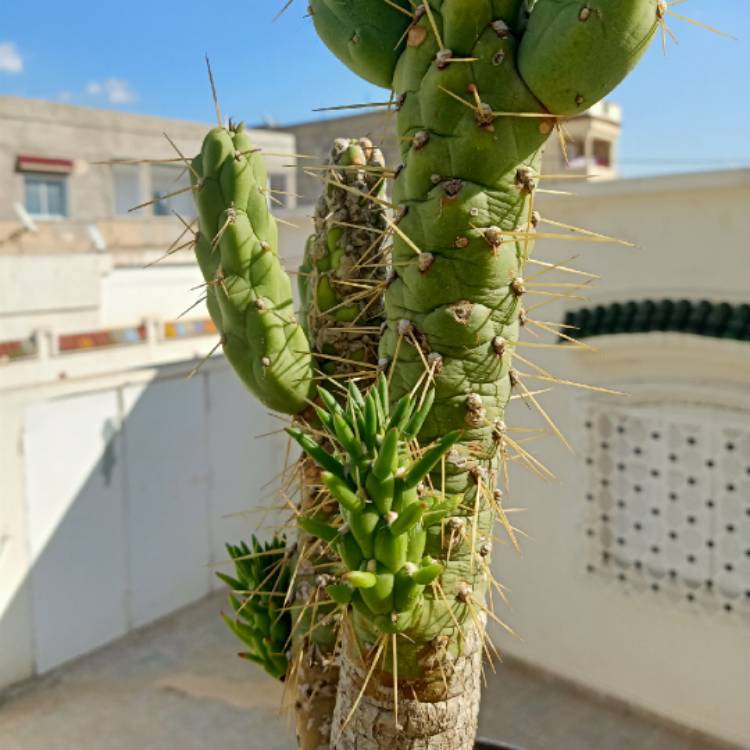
288,375,461,634
218,535,291,680
299,136,389,378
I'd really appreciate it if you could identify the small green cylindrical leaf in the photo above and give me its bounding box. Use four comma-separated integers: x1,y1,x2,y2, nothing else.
267,653,288,680
348,380,366,410
412,562,444,585
336,533,363,570
402,388,435,441
322,471,364,514
216,571,243,591
374,526,408,573
393,568,423,612
313,405,334,432
365,471,394,516
223,614,262,652
403,430,462,489
389,501,425,537
348,510,379,558
317,385,344,417
326,583,354,605
238,651,266,668
333,413,361,457
386,394,413,433
372,427,399,481
363,395,378,448
344,570,378,589
359,569,395,614
407,526,427,564
377,373,389,418
286,427,347,479
371,379,386,426
298,515,339,543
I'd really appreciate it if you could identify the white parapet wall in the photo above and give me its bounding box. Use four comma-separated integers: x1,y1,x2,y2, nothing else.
0,339,289,689
489,169,750,748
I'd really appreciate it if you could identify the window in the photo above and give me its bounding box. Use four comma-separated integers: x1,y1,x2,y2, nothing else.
24,174,68,218
150,165,194,218
565,139,587,169
112,163,142,215
583,402,750,614
593,138,612,167
268,173,288,208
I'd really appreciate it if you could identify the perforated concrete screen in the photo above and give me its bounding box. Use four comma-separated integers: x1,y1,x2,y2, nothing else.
583,402,750,618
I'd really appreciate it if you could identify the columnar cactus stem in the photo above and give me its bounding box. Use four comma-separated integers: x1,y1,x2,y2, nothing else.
304,1,661,747
294,138,391,749
300,136,389,376
199,133,391,748
191,122,314,413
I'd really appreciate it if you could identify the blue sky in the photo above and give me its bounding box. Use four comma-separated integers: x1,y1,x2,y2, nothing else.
0,1,748,176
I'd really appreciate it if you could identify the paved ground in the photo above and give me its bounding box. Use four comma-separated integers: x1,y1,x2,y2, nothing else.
0,593,738,750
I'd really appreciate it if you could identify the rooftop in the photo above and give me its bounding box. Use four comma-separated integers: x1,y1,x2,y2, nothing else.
0,593,737,750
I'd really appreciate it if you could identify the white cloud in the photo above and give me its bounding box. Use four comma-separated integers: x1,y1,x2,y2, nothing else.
0,42,23,74
59,90,74,102
86,78,136,104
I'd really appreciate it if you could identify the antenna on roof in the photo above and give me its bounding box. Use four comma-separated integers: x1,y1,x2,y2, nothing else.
86,223,107,252
0,202,39,246
14,202,38,234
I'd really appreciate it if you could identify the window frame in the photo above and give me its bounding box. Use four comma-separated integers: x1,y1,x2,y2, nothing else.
23,172,69,220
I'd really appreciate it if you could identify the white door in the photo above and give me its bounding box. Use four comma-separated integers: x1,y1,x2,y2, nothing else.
24,391,128,672
122,376,212,627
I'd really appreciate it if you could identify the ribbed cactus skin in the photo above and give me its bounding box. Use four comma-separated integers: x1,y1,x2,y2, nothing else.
191,123,313,413
306,1,660,746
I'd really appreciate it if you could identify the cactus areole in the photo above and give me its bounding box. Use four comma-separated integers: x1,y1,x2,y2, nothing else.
190,2,662,748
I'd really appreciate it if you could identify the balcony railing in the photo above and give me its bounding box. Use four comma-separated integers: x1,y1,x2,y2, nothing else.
0,316,217,365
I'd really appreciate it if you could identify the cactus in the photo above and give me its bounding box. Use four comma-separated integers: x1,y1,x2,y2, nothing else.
184,3,667,745
218,536,291,680
299,2,663,746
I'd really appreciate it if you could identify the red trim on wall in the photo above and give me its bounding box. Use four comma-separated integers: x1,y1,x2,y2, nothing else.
16,155,74,174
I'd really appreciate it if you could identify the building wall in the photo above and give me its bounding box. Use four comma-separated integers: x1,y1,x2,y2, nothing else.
0,352,288,689
0,95,297,223
488,169,750,747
